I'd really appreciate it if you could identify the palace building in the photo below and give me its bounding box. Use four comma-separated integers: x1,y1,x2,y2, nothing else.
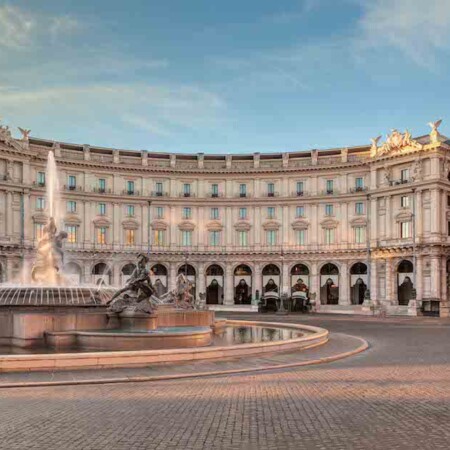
1,122,449,316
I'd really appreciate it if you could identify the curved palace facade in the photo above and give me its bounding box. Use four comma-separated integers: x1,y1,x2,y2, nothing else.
1,124,449,316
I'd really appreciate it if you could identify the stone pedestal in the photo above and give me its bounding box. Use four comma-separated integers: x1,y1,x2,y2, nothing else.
108,308,158,331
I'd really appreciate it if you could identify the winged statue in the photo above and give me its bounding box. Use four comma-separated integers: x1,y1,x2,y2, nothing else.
18,127,31,140
370,135,382,157
428,119,442,132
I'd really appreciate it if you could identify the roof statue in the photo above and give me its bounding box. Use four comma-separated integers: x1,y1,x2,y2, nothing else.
18,127,31,141
428,119,442,144
374,128,421,158
370,135,382,157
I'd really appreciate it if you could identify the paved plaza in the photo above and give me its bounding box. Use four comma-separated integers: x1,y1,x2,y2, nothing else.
1,313,450,449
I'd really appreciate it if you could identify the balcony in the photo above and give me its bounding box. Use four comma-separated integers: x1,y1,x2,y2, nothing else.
211,192,223,198
33,181,46,188
349,186,368,193
267,192,279,197
122,190,140,196
151,191,168,197
92,187,112,194
64,185,83,192
179,192,195,198
390,179,410,186
321,189,340,196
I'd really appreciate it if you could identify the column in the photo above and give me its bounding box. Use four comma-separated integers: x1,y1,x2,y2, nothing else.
310,262,319,307
22,160,30,184
415,190,423,239
83,261,91,284
440,255,449,317
224,264,234,305
430,189,441,237
113,263,121,287
282,206,289,246
340,202,348,244
23,190,31,244
370,259,378,303
253,262,262,301
226,207,232,246
282,261,290,295
197,262,206,298
310,204,318,248
169,263,177,291
142,203,149,247
370,197,377,246
170,206,177,248
430,256,440,299
84,201,91,244
415,255,423,301
254,207,261,245
385,196,391,240
339,261,350,305
385,258,394,305
113,203,120,247
5,191,12,238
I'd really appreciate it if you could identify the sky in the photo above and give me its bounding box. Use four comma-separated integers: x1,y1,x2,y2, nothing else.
0,0,449,154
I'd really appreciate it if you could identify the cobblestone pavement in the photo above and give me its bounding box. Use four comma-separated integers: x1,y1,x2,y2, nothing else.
1,313,450,449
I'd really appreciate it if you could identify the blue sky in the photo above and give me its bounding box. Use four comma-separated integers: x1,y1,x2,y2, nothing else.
0,0,449,153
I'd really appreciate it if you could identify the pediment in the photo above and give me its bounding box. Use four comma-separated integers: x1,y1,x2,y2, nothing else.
291,219,309,230
206,220,223,231
151,219,168,230
350,217,367,227
320,218,338,229
178,220,195,231
122,218,139,230
0,131,28,153
262,220,281,230
32,212,48,223
93,216,111,227
234,220,251,231
64,213,82,225
395,211,413,222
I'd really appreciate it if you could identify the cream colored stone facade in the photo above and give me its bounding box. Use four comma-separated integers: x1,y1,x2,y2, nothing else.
1,126,449,315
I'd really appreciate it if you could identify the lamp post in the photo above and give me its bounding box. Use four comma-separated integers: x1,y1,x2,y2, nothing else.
363,193,372,306
277,249,288,315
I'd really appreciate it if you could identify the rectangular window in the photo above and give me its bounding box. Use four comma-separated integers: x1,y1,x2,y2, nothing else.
37,172,45,186
267,230,277,246
401,195,410,208
324,228,335,244
35,223,45,241
127,180,135,194
296,181,304,195
239,208,247,220
268,182,275,196
355,177,364,190
125,229,135,245
156,182,163,195
67,200,77,213
210,208,219,220
68,175,76,188
401,169,409,182
296,206,305,218
154,229,166,246
401,221,412,238
239,184,247,197
267,207,275,219
96,227,107,245
448,221,450,237
354,226,366,244
181,230,192,246
211,183,219,197
355,202,364,215
183,183,191,196
182,207,191,219
326,180,334,194
156,206,164,219
36,197,45,210
98,203,106,215
98,178,106,192
448,195,450,207
127,205,135,217
209,231,220,246
297,229,306,245
238,230,248,246
65,225,78,243
325,204,334,216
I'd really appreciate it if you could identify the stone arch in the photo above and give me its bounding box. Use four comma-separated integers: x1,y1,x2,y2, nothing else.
177,264,196,298
290,263,310,294
234,264,252,304
262,264,281,297
206,264,224,305
92,262,112,286
151,263,168,296
397,259,414,305
320,263,339,305
121,262,136,286
65,261,82,284
350,262,368,305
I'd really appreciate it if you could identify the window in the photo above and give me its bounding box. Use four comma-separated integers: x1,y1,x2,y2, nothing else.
96,227,107,245
325,204,334,216
211,183,219,197
98,178,106,192
126,180,135,195
210,208,219,220
156,206,164,219
183,183,191,196
267,182,275,196
296,206,305,218
267,207,275,219
297,229,306,245
98,203,106,215
154,229,166,246
401,195,410,208
209,230,221,246
182,207,191,219
266,230,277,246
296,181,304,196
239,184,247,197
354,226,366,244
238,230,248,246
239,208,247,220
68,175,76,189
324,228,335,244
355,177,364,190
326,180,334,194
35,223,45,241
181,230,192,246
448,221,450,237
156,182,163,196
127,205,135,217
125,229,135,245
37,172,45,186
67,201,76,213
65,225,78,243
448,195,450,207
355,202,364,215
401,221,412,238
36,197,45,210
401,169,409,182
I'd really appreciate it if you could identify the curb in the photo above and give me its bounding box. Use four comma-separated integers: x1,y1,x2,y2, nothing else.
0,334,368,389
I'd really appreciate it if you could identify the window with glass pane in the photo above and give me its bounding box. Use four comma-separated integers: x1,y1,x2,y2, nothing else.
211,184,219,195
239,184,247,196
127,205,135,217
238,230,248,246
401,169,409,182
96,227,107,244
35,223,45,240
37,172,45,185
127,180,134,194
98,203,106,215
239,207,247,219
401,221,412,238
355,202,364,215
296,181,304,195
65,225,78,243
67,201,76,213
297,229,306,245
354,226,365,243
156,206,164,219
156,182,163,194
355,177,363,189
183,207,191,219
209,231,220,246
36,197,45,210
98,178,106,191
154,229,165,246
267,207,275,219
296,206,304,218
181,230,192,246
183,183,191,195
268,183,275,195
210,208,219,220
125,229,135,245
68,175,76,188
325,204,333,216
267,230,277,246
326,180,334,193
325,228,335,244
401,195,410,208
